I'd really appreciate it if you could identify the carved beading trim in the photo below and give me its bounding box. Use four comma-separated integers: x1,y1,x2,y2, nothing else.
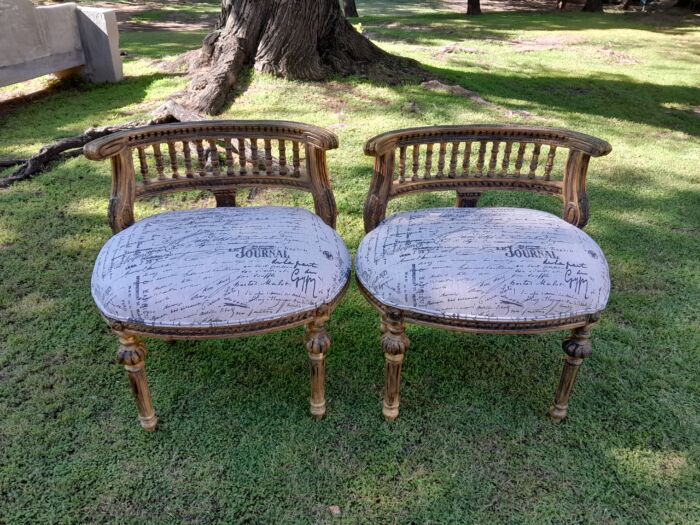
85,121,338,160
390,178,563,198
365,125,612,158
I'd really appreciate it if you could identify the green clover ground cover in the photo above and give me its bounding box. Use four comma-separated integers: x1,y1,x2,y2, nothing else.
1,3,699,523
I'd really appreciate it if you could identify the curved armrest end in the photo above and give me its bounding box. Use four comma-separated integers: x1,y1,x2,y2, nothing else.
84,133,130,161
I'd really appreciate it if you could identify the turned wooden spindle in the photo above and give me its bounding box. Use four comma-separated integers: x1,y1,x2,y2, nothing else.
549,324,593,422
278,140,287,175
411,144,420,181
475,141,487,177
487,141,500,178
528,143,541,179
137,147,149,180
292,141,301,177
195,140,206,177
264,139,273,175
167,141,179,178
448,141,459,178
500,142,513,177
398,146,407,183
381,311,410,421
304,308,331,419
238,138,247,175
116,332,157,431
514,142,527,177
461,141,472,177
543,145,557,181
436,142,447,178
424,143,433,179
152,144,165,180
224,139,235,176
209,139,220,176
250,138,259,175
182,141,194,178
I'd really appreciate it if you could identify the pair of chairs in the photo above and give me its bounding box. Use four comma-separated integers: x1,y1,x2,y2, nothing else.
85,121,612,431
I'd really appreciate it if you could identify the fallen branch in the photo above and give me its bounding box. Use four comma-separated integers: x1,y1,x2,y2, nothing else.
0,159,26,169
0,111,184,189
421,80,534,120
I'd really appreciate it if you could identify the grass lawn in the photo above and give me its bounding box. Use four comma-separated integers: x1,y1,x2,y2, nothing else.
1,2,700,523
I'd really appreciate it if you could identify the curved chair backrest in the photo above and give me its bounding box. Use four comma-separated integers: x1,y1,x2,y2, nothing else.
363,125,611,232
84,120,339,233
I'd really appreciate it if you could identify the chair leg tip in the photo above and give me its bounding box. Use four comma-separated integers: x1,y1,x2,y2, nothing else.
548,406,567,423
310,402,326,420
139,414,158,432
383,405,399,422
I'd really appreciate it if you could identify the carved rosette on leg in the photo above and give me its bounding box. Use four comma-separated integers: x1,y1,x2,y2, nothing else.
116,332,157,431
381,310,410,421
549,324,593,422
304,307,331,419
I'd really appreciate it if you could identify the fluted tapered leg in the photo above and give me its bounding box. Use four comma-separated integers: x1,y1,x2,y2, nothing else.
116,332,157,431
549,325,593,422
381,310,410,421
304,308,331,419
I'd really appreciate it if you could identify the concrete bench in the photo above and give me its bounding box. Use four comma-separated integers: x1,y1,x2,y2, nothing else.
0,0,122,87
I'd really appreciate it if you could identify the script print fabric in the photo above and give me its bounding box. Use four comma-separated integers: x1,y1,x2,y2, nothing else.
92,206,351,328
356,207,610,323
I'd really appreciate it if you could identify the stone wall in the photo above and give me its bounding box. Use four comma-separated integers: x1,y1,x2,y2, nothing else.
0,0,122,87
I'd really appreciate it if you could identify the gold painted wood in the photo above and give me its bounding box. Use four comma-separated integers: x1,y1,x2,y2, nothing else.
380,310,410,421
304,307,332,419
85,121,345,430
361,125,611,421
116,332,157,431
549,324,593,422
362,124,611,233
85,120,341,231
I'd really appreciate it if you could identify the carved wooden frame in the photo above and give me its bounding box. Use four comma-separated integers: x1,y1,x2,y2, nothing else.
361,124,612,422
85,120,346,430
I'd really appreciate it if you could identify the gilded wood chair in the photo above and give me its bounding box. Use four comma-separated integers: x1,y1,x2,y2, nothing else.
85,121,351,430
356,125,612,421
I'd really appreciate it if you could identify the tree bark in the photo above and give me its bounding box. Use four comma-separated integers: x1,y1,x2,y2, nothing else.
467,0,482,15
344,0,359,17
582,0,604,11
179,0,423,115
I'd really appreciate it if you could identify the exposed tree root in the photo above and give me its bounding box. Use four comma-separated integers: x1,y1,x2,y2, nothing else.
176,0,427,115
2,1,431,187
0,113,180,188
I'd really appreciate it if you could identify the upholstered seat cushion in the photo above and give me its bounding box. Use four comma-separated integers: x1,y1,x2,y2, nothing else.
92,207,351,328
356,207,610,323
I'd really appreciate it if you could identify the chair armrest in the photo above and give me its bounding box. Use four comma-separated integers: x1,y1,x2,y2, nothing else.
85,120,339,161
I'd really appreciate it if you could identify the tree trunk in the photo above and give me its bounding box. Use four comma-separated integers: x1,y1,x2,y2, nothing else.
582,0,604,11
179,0,421,115
344,0,359,17
467,0,482,15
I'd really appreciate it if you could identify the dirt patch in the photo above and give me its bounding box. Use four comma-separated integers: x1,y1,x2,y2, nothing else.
434,43,484,60
421,80,535,119
90,2,216,32
441,0,586,12
510,35,585,52
600,47,640,65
